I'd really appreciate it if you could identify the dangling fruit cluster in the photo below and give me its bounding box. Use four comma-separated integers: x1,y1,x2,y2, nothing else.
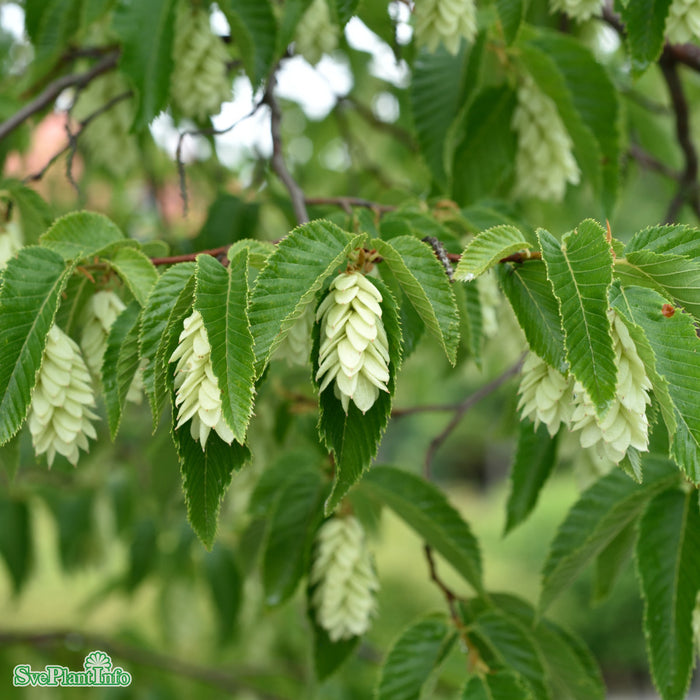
315,271,390,414
171,0,232,120
72,73,139,178
549,0,604,21
81,291,143,404
0,220,23,270
414,0,477,55
666,0,700,44
275,306,313,366
569,310,652,464
310,516,379,642
512,74,580,201
517,352,575,437
28,325,98,467
294,0,339,65
169,310,234,449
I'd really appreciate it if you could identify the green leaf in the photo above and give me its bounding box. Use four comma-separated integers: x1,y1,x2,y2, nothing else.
625,224,700,259
0,247,72,445
309,612,360,680
362,466,483,592
539,454,679,613
53,273,93,335
593,520,637,604
504,421,559,535
107,247,158,306
455,280,483,367
621,0,673,74
172,426,250,550
126,517,157,591
372,236,459,364
39,211,125,261
195,252,255,444
334,0,359,25
0,495,31,594
496,0,527,44
263,470,324,606
538,222,616,413
277,0,313,53
463,607,550,699
0,178,54,243
410,45,468,187
497,260,566,372
376,615,455,700
139,262,195,430
520,31,621,213
218,0,277,85
610,284,700,481
452,86,518,205
24,0,82,67
455,225,535,281
203,544,243,644
317,279,402,513
638,489,700,700
102,301,141,440
112,0,176,130
461,672,533,700
249,220,365,376
615,250,700,320
0,433,21,482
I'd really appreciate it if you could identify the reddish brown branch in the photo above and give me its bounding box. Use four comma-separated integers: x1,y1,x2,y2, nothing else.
150,245,232,266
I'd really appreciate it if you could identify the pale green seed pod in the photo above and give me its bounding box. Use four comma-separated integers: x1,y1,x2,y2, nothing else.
72,73,139,178
171,1,232,120
310,515,379,642
570,310,652,464
549,0,604,21
28,325,99,467
512,74,580,201
315,271,390,414
81,291,144,404
274,305,313,366
294,0,339,65
414,0,477,54
0,220,23,270
517,351,575,437
666,0,700,43
169,310,234,449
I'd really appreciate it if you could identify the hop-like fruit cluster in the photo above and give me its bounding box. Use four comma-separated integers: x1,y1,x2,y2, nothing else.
171,1,232,120
414,0,477,54
478,271,501,338
666,0,700,43
517,352,575,437
0,220,23,270
316,271,390,414
570,311,652,464
72,73,139,178
294,0,339,65
512,74,581,201
310,516,379,642
169,310,234,449
28,325,98,467
549,0,604,21
275,306,313,366
81,291,143,404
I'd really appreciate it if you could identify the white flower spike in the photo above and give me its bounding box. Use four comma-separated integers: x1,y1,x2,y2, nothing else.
512,74,581,202
414,0,477,55
310,516,379,642
549,0,604,22
666,0,700,44
28,325,98,467
169,310,234,449
315,271,391,414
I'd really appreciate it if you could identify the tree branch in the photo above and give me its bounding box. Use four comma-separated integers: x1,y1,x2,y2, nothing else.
627,142,680,180
0,630,289,699
304,196,395,213
263,82,309,225
150,245,232,266
0,50,119,142
421,357,524,479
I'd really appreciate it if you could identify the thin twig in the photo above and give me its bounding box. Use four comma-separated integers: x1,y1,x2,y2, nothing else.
0,630,287,700
422,357,524,479
424,545,461,622
23,90,133,186
150,245,232,266
304,196,395,213
627,142,680,180
0,51,119,141
264,82,309,225
659,49,700,221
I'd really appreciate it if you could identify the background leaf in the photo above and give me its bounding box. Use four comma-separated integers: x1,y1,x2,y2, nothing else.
203,544,243,644
621,0,674,74
39,211,125,261
107,247,158,306
455,225,535,281
462,671,533,700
